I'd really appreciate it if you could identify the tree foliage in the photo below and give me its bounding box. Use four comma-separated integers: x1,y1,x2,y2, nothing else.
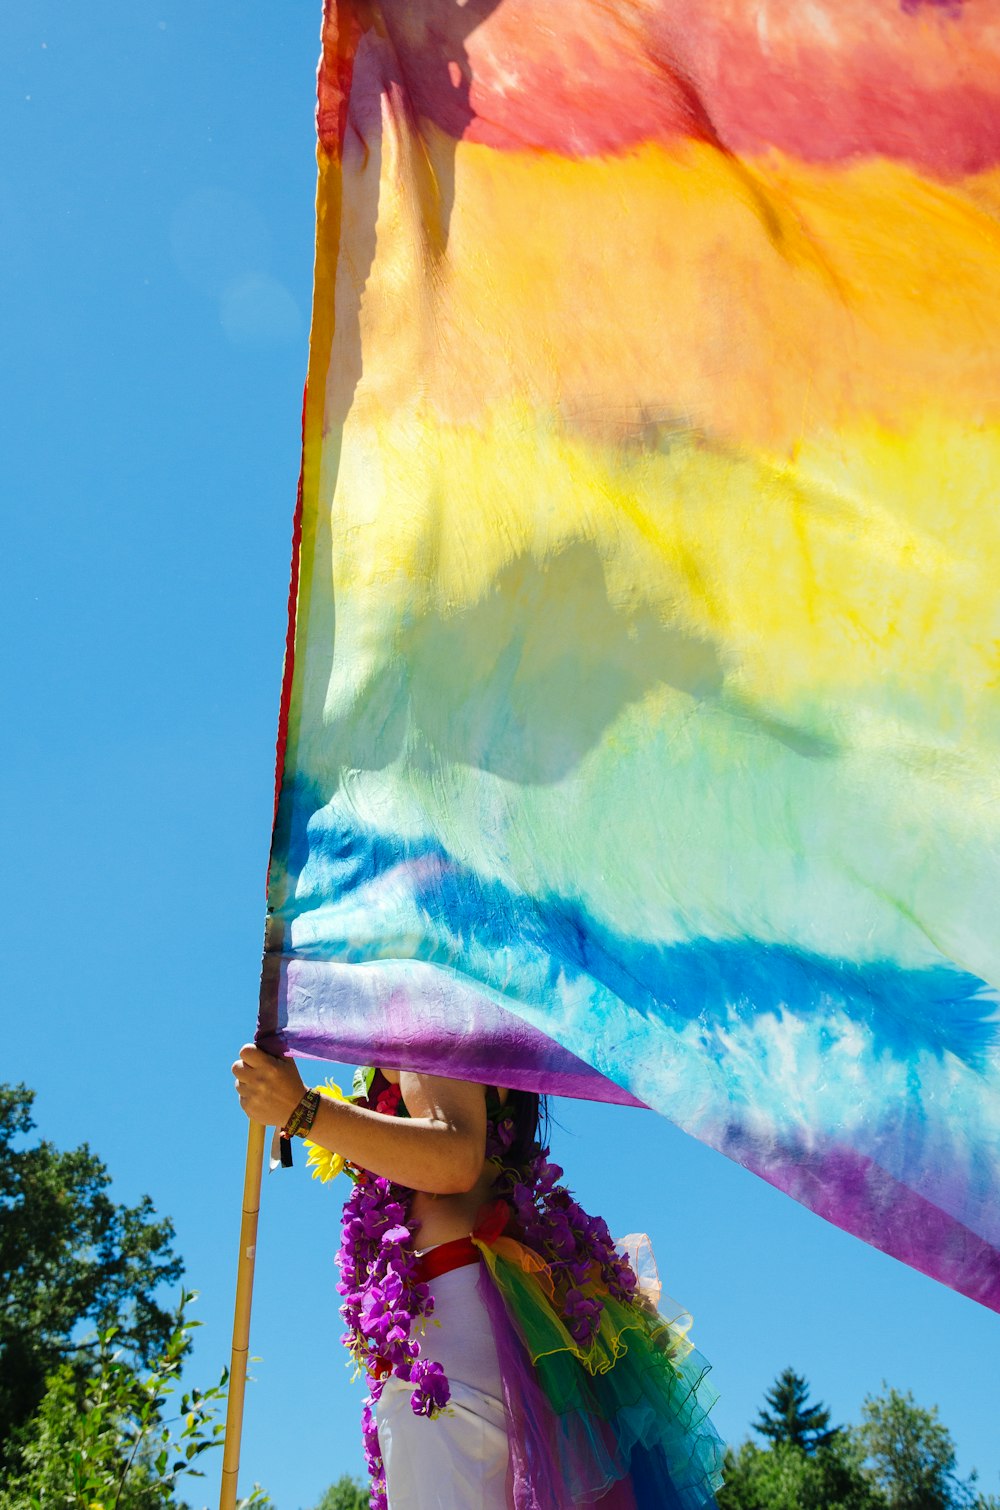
312,1475,370,1510
0,1084,182,1463
720,1372,1000,1510
718,1434,879,1510
0,1293,270,1510
0,1084,274,1508
857,1386,958,1510
856,1387,999,1510
754,1368,839,1454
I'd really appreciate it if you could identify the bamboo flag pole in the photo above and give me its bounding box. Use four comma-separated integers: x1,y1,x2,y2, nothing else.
219,1118,267,1510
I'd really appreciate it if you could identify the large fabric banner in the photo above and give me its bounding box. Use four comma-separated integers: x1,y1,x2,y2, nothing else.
259,1,1000,1310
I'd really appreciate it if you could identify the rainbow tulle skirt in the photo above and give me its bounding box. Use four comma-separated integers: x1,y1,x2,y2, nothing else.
470,1237,725,1510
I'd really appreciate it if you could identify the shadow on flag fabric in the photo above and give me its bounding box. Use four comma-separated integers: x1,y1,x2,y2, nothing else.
258,0,1000,1312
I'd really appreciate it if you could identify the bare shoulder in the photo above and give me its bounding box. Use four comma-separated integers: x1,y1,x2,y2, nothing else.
397,1071,489,1126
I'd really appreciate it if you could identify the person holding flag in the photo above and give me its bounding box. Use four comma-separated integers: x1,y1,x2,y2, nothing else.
223,0,1000,1500
233,1046,725,1510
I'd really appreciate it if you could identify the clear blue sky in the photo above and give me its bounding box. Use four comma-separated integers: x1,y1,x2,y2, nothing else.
3,3,997,1506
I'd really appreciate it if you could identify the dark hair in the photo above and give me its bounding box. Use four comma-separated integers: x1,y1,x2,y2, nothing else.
499,1087,549,1167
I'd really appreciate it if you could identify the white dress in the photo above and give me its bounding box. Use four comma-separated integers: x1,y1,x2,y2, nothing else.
375,1261,510,1510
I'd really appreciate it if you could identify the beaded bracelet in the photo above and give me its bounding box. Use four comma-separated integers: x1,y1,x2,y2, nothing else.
283,1087,321,1139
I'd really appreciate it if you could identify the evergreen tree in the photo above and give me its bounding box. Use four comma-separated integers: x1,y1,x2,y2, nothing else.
722,1377,1000,1510
754,1368,840,1454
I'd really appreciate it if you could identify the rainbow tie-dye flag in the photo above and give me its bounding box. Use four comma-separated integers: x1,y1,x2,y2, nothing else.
259,0,1000,1311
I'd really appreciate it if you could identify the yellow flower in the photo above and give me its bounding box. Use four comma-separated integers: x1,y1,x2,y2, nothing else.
303,1081,348,1183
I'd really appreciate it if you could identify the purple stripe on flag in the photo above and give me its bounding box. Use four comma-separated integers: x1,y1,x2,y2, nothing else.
258,956,646,1106
722,1128,1000,1311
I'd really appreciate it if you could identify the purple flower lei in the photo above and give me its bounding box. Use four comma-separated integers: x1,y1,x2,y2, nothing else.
484,1097,639,1346
336,1086,641,1510
337,1171,448,1510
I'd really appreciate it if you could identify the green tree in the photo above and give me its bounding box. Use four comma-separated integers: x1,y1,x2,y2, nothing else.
312,1475,370,1510
754,1368,840,1454
718,1435,881,1510
855,1386,997,1510
0,1084,182,1464
720,1374,999,1510
0,1292,271,1510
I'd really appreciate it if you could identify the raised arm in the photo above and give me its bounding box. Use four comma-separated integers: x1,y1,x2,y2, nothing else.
231,1047,488,1195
